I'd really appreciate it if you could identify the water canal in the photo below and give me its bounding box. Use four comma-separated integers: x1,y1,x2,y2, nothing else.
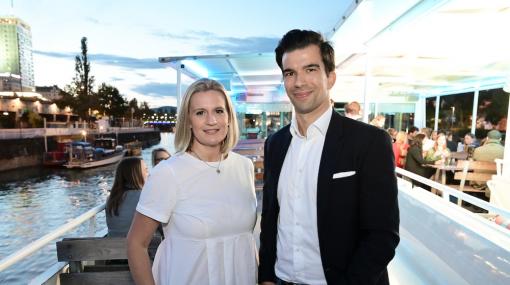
0,132,175,284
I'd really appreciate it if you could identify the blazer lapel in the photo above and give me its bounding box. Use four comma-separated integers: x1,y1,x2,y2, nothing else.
317,111,345,231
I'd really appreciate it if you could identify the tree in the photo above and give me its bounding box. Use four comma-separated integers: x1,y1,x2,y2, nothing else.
64,37,97,119
20,109,42,128
139,101,151,119
96,83,127,118
54,90,76,110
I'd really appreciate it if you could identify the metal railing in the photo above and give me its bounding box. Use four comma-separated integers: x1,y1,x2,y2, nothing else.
2,167,509,282
0,203,106,272
395,167,510,220
0,126,155,140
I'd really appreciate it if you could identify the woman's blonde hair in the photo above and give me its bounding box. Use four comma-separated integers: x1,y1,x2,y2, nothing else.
395,131,407,144
174,78,239,154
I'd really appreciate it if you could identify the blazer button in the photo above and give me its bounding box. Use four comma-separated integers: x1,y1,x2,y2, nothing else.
324,267,331,272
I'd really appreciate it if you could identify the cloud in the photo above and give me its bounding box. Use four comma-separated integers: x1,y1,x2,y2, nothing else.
132,82,181,97
84,16,111,26
34,50,162,70
34,50,75,59
92,54,161,69
152,30,215,40
206,36,278,53
151,30,279,54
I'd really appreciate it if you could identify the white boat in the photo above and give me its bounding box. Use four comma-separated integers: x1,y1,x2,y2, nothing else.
63,139,126,169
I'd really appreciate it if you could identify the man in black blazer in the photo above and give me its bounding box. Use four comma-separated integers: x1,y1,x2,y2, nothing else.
258,30,400,285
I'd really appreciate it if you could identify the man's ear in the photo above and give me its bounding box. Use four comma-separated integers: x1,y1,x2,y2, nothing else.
327,70,336,89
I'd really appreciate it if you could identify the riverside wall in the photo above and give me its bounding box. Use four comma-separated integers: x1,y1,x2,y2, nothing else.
0,130,161,172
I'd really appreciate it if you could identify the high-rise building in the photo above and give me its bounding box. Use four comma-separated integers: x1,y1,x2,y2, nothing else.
0,16,34,92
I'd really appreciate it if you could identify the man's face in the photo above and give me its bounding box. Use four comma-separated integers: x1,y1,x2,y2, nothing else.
281,45,336,116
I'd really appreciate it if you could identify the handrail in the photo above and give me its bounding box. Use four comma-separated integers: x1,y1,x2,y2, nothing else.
0,203,106,272
395,167,510,220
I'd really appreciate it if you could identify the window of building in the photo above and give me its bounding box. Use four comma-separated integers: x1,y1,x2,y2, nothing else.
438,92,474,136
426,97,437,129
476,88,508,138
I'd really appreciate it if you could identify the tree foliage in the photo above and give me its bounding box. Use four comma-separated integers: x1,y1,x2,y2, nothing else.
55,37,152,122
61,37,97,119
96,83,127,118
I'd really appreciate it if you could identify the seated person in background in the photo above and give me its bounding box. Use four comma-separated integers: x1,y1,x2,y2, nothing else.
106,157,148,237
431,130,438,142
457,132,479,152
473,130,504,162
393,131,409,168
343,101,362,120
387,128,397,142
370,114,386,128
420,127,434,153
425,132,450,161
405,133,442,191
446,131,459,152
151,147,171,167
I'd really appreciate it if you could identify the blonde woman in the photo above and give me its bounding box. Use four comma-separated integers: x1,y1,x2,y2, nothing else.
392,131,409,168
127,78,257,285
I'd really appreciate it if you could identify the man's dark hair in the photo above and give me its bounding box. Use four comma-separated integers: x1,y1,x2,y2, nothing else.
408,126,419,134
275,29,335,75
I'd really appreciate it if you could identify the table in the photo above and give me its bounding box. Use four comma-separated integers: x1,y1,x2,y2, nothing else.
428,164,464,195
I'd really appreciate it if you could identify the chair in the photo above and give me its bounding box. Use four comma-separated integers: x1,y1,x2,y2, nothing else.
56,236,161,285
447,160,497,206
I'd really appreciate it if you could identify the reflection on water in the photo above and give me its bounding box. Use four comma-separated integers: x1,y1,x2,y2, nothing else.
0,132,174,284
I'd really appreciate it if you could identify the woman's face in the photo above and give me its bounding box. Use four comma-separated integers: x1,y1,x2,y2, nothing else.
189,90,229,150
431,131,438,141
153,151,170,166
437,135,446,147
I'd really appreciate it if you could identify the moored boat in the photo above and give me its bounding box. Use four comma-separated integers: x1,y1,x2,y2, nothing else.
43,141,71,167
63,139,126,169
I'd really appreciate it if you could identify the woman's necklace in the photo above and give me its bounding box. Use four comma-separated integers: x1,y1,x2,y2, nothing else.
190,150,223,174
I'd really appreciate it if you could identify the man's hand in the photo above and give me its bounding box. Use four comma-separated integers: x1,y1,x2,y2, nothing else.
259,282,276,285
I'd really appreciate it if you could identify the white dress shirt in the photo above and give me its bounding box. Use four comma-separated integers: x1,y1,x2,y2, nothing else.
275,107,331,285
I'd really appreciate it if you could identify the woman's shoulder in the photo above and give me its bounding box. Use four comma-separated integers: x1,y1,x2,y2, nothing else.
153,152,186,169
228,151,253,165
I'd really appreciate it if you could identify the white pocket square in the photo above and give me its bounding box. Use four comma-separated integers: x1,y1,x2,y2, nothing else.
333,171,356,179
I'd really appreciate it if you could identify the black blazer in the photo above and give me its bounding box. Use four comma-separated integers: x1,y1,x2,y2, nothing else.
258,110,400,285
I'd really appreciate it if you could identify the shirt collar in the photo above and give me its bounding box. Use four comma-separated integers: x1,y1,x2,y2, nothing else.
290,107,332,138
